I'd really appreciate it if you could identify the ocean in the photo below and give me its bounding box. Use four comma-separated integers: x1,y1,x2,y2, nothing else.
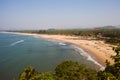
0,32,103,80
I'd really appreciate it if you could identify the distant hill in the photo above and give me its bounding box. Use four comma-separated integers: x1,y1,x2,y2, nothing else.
94,26,120,30
116,25,120,29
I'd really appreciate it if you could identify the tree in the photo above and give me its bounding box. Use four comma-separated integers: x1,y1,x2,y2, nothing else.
19,66,54,80
33,72,54,80
19,66,36,80
55,61,97,80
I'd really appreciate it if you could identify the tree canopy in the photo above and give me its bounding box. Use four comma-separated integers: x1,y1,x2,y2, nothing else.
55,61,97,80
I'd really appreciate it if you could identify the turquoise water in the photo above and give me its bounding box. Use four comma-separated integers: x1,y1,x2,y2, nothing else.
0,32,103,80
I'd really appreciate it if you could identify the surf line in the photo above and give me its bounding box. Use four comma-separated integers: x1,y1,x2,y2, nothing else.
58,42,67,46
73,45,105,70
10,40,24,46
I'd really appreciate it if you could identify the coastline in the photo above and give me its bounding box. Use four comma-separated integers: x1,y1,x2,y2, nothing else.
7,32,116,68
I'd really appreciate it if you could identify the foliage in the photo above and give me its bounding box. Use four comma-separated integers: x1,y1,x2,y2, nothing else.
19,66,54,80
32,72,54,80
18,61,97,80
97,44,120,80
55,61,97,80
19,66,36,80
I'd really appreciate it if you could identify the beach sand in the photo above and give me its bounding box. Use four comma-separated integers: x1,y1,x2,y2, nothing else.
9,32,116,67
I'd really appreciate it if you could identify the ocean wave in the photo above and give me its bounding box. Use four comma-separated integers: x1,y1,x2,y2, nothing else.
87,56,105,70
73,45,105,70
58,42,66,46
10,40,24,46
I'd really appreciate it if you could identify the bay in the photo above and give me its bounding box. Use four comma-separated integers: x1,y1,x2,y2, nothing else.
0,33,101,80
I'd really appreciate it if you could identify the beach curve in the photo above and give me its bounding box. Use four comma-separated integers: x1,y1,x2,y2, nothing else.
8,32,116,69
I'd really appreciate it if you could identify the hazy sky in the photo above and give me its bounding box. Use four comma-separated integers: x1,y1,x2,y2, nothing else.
0,0,120,30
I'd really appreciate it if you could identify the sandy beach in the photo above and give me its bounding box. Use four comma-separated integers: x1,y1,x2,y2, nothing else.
9,32,116,67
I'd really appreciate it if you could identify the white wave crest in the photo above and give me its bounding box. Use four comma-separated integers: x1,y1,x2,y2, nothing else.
73,45,105,70
87,55,105,70
58,42,66,46
10,40,24,46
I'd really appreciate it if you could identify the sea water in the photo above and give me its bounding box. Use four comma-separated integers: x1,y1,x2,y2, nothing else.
0,32,104,80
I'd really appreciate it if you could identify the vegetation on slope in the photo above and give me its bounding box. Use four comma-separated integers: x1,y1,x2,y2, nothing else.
97,44,120,80
55,61,97,80
18,44,120,80
19,61,97,80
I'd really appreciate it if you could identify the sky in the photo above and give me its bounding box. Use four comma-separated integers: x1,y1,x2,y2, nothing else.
0,0,120,30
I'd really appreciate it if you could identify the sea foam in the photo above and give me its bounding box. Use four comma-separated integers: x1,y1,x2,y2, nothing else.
73,45,105,70
58,42,66,46
10,40,24,46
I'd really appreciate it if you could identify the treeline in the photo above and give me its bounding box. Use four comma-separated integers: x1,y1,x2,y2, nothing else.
13,29,120,37
18,44,120,80
12,28,120,44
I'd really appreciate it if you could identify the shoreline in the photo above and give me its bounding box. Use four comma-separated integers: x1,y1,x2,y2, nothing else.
5,32,116,69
